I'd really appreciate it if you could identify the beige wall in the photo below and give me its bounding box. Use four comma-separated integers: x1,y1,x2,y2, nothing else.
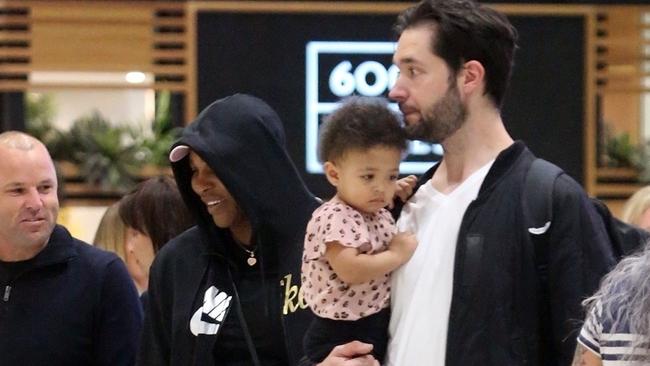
58,205,108,244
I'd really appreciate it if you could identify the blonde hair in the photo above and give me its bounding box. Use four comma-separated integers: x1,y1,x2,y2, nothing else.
93,203,127,261
621,186,650,226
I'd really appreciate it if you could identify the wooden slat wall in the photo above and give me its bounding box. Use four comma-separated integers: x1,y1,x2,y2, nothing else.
0,1,189,95
595,6,650,217
597,6,648,91
31,5,152,71
596,6,649,137
151,4,186,91
0,4,30,90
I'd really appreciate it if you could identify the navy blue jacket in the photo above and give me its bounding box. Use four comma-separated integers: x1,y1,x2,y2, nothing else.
0,225,143,365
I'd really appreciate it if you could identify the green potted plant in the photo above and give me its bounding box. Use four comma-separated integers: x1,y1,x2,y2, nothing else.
25,91,181,193
133,91,182,173
60,111,145,192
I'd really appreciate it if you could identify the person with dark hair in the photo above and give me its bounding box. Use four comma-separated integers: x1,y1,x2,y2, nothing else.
119,175,193,293
386,1,615,365
301,97,417,364
138,94,380,366
0,131,142,365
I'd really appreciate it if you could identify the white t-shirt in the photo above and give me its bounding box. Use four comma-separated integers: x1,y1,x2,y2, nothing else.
386,161,493,366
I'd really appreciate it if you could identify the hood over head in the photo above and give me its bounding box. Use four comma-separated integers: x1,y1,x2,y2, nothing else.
170,94,318,257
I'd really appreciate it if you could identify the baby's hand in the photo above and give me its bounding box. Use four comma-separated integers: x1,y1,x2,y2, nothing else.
392,175,418,208
389,231,418,265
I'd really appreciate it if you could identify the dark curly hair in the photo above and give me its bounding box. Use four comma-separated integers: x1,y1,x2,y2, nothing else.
394,0,518,107
318,96,407,163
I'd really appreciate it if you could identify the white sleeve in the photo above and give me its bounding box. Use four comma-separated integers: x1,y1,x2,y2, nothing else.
577,301,603,358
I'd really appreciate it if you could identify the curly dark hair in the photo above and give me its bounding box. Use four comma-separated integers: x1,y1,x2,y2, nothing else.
393,0,518,107
318,96,407,163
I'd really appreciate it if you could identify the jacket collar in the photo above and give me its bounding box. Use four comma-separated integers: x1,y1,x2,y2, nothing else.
26,225,77,269
415,141,530,196
478,141,530,196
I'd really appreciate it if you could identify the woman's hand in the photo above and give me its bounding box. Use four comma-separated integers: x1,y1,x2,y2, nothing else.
571,344,602,366
317,341,380,366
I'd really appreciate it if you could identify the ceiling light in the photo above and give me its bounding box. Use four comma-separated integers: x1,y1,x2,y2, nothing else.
125,71,147,84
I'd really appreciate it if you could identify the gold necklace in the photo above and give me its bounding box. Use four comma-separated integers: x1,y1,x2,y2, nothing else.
234,241,257,266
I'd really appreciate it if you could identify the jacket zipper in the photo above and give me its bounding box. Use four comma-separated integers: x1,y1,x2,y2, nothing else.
2,254,66,304
3,266,39,302
3,285,11,301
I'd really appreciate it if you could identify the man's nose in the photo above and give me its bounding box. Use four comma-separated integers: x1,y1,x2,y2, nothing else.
24,188,44,210
388,82,407,102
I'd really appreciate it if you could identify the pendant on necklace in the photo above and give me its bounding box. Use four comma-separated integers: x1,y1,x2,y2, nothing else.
247,255,257,266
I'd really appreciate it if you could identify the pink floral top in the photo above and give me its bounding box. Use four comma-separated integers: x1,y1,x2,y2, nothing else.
301,196,395,321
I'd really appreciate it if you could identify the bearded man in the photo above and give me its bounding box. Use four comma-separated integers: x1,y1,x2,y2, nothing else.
385,1,615,365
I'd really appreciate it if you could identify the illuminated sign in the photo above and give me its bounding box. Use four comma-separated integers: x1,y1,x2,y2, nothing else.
305,41,441,174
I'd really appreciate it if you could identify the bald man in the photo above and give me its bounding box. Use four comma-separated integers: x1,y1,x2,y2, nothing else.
0,131,143,365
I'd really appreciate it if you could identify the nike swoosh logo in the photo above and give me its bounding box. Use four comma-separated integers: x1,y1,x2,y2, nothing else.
528,221,551,235
189,286,232,336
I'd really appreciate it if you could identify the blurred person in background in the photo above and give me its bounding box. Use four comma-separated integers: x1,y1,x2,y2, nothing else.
94,201,127,262
572,187,650,365
621,185,650,231
574,240,650,365
118,175,193,294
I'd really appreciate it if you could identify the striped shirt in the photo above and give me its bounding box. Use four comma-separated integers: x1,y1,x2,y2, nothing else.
578,300,650,365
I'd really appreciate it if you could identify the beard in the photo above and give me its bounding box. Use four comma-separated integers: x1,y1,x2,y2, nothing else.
404,84,467,144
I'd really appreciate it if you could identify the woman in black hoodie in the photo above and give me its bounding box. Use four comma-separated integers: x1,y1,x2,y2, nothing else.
137,94,379,366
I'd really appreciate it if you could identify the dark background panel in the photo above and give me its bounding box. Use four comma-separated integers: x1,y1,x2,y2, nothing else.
502,16,585,183
197,12,397,199
197,11,587,198
0,92,25,132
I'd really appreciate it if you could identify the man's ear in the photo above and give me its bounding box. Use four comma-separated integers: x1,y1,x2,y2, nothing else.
323,161,340,187
460,60,485,95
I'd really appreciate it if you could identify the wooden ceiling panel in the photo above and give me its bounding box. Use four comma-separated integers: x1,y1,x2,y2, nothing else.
30,4,152,71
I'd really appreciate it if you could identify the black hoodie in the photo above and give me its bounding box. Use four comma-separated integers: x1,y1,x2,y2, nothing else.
137,94,320,366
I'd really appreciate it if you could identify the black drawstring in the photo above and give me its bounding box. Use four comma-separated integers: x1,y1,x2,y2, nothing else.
257,237,269,319
227,266,262,366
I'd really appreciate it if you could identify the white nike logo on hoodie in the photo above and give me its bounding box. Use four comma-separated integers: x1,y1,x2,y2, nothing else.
190,286,232,336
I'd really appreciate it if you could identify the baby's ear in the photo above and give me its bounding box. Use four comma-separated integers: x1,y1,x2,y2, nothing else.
323,161,340,187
